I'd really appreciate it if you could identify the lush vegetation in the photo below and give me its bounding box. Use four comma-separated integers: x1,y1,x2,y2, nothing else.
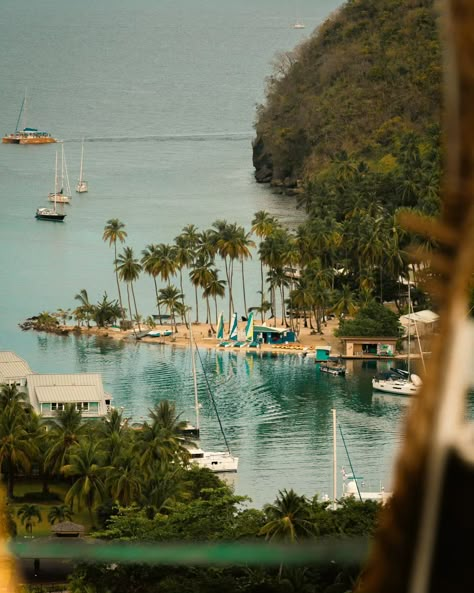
1,382,383,592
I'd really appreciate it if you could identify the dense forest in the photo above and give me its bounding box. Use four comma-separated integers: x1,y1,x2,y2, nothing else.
253,0,441,209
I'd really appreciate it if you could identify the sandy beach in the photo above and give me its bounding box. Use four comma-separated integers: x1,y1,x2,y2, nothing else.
65,317,344,356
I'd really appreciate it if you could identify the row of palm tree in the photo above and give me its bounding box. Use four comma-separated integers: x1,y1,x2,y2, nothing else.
97,204,428,336
16,503,73,536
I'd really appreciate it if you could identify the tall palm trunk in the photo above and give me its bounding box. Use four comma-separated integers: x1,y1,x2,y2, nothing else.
114,243,125,319
153,277,163,324
126,284,135,336
130,283,141,331
241,258,247,315
194,286,199,323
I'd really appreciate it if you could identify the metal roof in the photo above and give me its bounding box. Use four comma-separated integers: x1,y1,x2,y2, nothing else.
35,385,102,403
253,325,290,334
0,351,34,380
400,310,440,324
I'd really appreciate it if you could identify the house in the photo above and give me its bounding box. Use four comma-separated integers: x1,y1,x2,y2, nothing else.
339,337,399,358
399,309,439,337
0,351,34,388
252,325,296,345
26,373,112,419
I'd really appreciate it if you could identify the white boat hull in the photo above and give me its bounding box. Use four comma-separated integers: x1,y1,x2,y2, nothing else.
48,193,70,204
76,181,88,193
372,378,420,395
190,450,239,473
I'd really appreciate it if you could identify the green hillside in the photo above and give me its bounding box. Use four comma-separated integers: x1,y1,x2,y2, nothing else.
253,0,441,206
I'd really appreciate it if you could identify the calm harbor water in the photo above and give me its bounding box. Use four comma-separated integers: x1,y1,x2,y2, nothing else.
0,0,422,508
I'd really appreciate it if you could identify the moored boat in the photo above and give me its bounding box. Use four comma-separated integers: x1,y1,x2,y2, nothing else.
319,363,346,376
2,94,56,144
35,207,66,222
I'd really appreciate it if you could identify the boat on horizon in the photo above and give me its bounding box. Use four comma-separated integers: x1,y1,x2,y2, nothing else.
75,138,88,193
3,92,56,144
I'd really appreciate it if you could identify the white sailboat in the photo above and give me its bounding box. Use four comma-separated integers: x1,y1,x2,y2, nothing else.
186,325,239,473
76,139,88,193
48,143,71,204
372,281,423,395
36,151,66,222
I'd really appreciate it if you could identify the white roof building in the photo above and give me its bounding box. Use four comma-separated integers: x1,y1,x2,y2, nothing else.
399,310,440,336
0,351,34,387
26,373,112,419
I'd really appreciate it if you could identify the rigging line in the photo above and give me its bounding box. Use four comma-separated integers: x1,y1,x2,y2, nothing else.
193,339,232,454
338,424,363,502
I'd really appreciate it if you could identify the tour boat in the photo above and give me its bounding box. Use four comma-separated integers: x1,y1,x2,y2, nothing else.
319,363,346,377
3,93,56,144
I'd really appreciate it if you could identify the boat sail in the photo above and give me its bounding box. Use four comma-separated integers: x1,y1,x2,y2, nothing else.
186,324,239,473
3,91,56,144
36,151,66,222
76,139,88,193
372,281,422,395
216,311,224,340
48,143,71,204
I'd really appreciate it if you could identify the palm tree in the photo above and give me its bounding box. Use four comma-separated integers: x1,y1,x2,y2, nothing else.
103,219,127,319
189,256,215,323
17,504,42,536
116,246,142,331
0,406,38,498
251,211,279,312
202,269,226,328
236,227,255,315
331,284,358,318
260,489,313,579
62,440,108,525
105,457,143,507
47,504,74,525
44,404,87,475
134,401,193,475
74,289,95,328
0,383,29,412
141,243,163,322
158,285,184,332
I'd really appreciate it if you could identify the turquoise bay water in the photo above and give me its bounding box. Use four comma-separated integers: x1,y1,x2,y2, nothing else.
0,0,413,507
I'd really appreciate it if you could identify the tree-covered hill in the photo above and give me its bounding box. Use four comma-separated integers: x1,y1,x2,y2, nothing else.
253,0,441,195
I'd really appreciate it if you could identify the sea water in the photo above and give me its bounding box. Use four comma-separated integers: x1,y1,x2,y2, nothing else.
1,0,413,507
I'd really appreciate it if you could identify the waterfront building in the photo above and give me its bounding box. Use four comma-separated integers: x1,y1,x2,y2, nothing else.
253,325,296,345
339,337,399,358
0,351,112,419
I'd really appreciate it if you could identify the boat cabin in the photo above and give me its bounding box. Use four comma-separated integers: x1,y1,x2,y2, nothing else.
315,346,331,361
252,325,296,345
339,337,399,358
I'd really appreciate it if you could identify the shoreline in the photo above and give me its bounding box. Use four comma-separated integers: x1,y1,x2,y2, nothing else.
52,318,344,357
44,319,428,360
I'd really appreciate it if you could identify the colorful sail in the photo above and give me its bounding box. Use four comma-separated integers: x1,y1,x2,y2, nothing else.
216,312,224,340
245,311,254,341
228,312,238,341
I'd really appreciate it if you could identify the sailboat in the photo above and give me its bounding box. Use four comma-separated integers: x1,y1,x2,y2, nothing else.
293,20,305,29
372,281,422,395
76,139,88,193
186,325,239,473
3,91,56,144
36,151,66,222
233,311,254,348
48,143,71,204
218,312,238,347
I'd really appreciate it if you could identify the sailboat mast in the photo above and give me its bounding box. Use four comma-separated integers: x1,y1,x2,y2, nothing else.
54,151,59,212
189,323,200,430
15,93,26,133
79,139,84,183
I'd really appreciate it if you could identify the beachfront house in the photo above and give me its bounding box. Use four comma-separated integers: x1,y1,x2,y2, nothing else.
252,325,296,345
0,351,34,388
26,373,112,419
339,337,399,358
399,309,440,337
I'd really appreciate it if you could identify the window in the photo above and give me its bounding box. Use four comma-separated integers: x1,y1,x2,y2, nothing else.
51,403,57,411
58,403,64,411
76,402,89,412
